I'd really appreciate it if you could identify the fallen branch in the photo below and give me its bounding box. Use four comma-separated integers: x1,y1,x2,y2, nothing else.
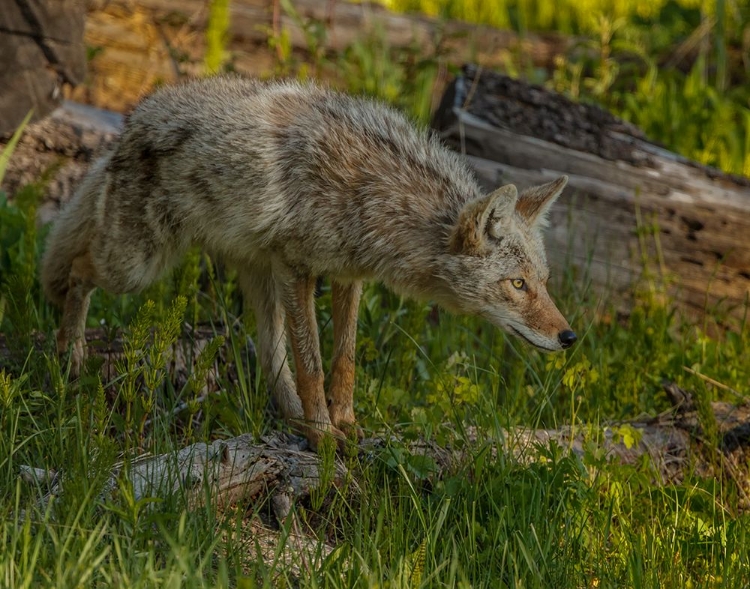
12,325,750,513
12,325,750,575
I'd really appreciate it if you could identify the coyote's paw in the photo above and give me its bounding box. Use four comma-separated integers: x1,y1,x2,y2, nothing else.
332,418,364,444
328,404,363,441
303,422,349,454
56,331,85,378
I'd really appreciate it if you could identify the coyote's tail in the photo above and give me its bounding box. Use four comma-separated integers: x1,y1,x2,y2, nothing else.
40,157,109,307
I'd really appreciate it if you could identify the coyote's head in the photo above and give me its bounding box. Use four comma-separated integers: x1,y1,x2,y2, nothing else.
441,176,576,352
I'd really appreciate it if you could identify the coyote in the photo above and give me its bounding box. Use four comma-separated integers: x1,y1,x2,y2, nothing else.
41,76,576,449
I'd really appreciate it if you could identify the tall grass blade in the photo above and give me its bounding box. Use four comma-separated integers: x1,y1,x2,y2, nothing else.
0,110,33,185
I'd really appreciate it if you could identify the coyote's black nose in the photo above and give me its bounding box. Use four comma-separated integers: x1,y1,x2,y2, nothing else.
558,330,577,349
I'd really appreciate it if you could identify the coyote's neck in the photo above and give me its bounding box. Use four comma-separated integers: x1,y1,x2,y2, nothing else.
363,202,460,304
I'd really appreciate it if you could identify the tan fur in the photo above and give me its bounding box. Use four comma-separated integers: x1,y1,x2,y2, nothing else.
41,76,575,450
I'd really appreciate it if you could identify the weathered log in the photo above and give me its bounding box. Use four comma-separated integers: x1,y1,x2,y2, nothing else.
0,0,86,134
0,101,121,222
5,325,747,495
433,65,750,326
69,0,570,112
18,351,750,575
20,398,750,574
18,430,343,576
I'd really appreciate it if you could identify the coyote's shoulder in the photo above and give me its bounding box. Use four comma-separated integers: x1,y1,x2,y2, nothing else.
41,76,575,450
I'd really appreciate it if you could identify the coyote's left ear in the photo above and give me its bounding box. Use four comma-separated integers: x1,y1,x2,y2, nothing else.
450,184,518,255
516,175,568,227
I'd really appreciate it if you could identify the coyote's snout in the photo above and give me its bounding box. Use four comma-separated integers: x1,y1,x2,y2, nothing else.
41,76,575,450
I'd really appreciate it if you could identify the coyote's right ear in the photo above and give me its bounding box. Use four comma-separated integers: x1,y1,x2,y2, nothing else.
450,184,518,255
516,175,568,228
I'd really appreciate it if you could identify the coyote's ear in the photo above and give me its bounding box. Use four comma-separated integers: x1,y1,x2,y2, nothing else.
516,175,568,228
450,184,518,255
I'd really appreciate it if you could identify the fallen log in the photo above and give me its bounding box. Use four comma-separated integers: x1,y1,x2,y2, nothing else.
15,326,749,576
19,392,750,576
8,323,750,504
70,0,571,112
433,65,750,326
18,429,344,578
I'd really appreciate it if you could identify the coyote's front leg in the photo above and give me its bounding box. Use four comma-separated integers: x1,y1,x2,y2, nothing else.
329,280,363,439
57,254,97,376
282,269,344,450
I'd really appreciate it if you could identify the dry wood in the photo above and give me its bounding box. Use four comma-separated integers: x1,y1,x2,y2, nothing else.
434,66,750,326
69,0,570,112
10,326,750,563
6,328,749,503
8,325,749,492
19,397,750,574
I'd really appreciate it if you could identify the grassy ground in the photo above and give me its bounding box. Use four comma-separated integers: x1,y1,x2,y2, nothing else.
3,2,750,587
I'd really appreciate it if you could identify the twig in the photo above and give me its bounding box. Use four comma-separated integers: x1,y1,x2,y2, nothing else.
683,365,743,398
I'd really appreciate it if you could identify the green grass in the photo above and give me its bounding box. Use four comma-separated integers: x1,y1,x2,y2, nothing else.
3,2,750,585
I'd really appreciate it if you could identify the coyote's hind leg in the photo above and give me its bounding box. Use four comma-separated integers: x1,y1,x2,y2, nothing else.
329,280,363,439
238,268,304,423
57,253,97,376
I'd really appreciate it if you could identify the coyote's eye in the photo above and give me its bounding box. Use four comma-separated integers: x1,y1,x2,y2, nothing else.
511,278,526,291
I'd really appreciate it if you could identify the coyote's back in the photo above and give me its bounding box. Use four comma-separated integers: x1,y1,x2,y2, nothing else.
42,76,575,450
